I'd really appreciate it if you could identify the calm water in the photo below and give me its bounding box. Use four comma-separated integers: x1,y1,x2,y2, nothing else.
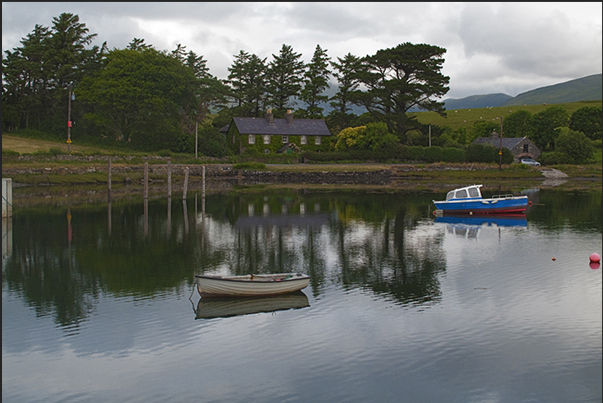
2,185,602,403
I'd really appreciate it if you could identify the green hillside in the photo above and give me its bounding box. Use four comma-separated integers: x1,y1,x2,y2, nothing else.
502,74,602,106
411,100,602,131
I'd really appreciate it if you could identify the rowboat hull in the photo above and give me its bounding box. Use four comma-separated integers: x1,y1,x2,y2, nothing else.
195,273,310,298
433,196,528,214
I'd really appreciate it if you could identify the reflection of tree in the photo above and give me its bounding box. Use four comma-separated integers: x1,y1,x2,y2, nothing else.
4,187,601,331
527,190,602,232
336,204,446,305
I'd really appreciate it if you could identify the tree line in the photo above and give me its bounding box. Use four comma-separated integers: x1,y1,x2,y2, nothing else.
3,13,601,162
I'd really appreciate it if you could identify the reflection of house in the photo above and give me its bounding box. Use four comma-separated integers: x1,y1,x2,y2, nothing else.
221,109,331,154
472,131,541,162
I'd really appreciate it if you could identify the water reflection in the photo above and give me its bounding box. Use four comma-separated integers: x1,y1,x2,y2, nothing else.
2,187,601,331
435,215,528,239
193,291,310,319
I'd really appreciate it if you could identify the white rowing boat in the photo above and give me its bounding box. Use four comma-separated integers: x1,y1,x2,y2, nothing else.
195,273,310,298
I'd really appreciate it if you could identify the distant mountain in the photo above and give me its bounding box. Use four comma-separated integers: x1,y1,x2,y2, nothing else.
298,74,601,114
501,73,602,106
441,74,602,110
443,93,513,111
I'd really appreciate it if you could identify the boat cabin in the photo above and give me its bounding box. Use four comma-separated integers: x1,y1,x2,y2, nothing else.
446,185,482,201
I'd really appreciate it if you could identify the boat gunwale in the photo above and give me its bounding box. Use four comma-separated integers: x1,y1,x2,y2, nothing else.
195,274,310,284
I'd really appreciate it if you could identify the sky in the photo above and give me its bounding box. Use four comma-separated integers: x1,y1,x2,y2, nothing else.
2,2,602,100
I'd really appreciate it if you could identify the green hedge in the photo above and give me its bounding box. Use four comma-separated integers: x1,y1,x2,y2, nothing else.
301,144,467,163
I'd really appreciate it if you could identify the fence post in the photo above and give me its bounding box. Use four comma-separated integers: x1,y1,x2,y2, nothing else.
182,167,189,200
144,162,149,199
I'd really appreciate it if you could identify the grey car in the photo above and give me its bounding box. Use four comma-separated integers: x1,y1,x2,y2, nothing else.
520,157,541,167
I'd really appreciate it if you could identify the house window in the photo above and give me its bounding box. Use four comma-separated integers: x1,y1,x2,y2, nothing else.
300,135,307,145
523,144,529,153
315,136,321,145
249,134,255,144
263,135,270,144
282,136,288,143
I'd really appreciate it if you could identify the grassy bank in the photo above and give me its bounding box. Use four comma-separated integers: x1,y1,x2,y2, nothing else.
3,133,601,188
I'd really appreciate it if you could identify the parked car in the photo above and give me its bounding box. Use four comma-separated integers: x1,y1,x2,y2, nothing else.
520,157,541,167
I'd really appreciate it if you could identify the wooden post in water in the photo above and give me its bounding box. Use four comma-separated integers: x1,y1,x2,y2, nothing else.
182,167,189,200
144,162,149,199
202,165,206,199
107,157,112,198
167,160,172,198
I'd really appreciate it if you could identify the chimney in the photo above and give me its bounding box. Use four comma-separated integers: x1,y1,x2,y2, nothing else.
490,131,499,138
285,109,293,124
265,108,274,124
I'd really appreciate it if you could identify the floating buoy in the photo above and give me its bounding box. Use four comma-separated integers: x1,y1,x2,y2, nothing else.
552,257,556,261
589,253,601,263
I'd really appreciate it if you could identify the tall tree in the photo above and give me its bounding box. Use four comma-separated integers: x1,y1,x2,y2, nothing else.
77,47,196,145
329,53,362,114
299,44,331,118
265,44,306,112
226,50,268,116
350,42,449,143
46,13,98,90
178,49,230,136
532,105,569,151
503,110,535,140
2,13,103,134
569,106,602,141
2,24,52,130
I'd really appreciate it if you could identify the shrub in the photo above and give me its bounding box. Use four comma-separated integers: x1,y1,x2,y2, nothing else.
49,147,63,156
555,127,594,163
539,151,570,165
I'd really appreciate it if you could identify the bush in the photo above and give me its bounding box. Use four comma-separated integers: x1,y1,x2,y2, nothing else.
466,144,513,164
555,127,594,163
49,147,63,156
2,149,20,157
539,151,570,165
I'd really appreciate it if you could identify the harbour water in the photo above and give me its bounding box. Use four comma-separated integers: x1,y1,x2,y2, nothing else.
2,185,601,403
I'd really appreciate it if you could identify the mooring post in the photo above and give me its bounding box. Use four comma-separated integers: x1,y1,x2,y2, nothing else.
202,165,206,199
167,160,172,198
2,178,12,218
182,167,189,200
144,162,149,199
107,157,112,197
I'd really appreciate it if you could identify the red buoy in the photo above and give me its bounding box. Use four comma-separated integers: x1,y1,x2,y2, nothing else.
590,253,601,263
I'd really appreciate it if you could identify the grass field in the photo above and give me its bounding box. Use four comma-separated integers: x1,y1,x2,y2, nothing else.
2,134,102,154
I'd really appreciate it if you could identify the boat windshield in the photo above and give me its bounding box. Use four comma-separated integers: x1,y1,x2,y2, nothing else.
468,187,480,198
446,186,481,200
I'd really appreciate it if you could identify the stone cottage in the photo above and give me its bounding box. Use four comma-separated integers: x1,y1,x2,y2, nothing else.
472,131,541,162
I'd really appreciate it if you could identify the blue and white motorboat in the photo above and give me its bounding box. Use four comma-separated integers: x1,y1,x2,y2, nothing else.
432,184,528,215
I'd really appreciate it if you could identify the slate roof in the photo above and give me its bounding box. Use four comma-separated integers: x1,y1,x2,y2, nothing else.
473,136,526,149
229,117,331,136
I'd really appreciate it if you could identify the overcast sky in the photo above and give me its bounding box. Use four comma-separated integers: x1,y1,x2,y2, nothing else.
2,2,602,99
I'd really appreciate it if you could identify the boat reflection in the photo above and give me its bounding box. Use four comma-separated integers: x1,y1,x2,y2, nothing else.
194,291,310,319
435,215,528,227
435,215,527,239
